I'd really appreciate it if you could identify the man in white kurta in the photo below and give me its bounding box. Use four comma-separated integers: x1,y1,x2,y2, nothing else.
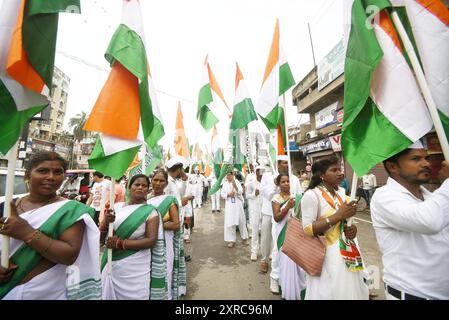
209,173,221,212
191,169,203,209
260,155,303,294
221,171,249,247
371,143,449,300
245,166,264,261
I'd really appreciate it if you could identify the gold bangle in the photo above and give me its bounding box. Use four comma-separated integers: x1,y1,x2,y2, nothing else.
325,217,333,229
43,237,53,254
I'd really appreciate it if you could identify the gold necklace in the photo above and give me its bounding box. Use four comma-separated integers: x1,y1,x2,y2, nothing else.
17,195,58,215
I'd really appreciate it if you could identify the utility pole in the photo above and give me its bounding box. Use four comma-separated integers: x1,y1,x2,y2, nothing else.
308,23,317,67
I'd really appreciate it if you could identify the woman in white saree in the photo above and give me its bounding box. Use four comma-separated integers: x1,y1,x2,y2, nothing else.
147,170,181,300
0,151,101,300
271,174,306,300
100,174,159,300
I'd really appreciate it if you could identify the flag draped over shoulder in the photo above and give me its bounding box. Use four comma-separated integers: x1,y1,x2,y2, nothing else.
256,19,295,152
84,0,161,179
208,163,233,196
397,0,449,138
175,101,190,158
197,56,229,131
0,0,80,154
342,0,433,176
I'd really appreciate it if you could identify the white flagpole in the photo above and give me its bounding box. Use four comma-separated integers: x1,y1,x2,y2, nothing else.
107,177,115,274
141,143,147,175
347,172,359,226
391,11,449,161
1,141,19,268
282,95,293,180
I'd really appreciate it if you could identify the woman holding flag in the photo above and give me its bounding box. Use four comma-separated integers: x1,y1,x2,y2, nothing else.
100,174,159,300
0,151,101,300
300,157,368,300
272,173,306,300
147,169,183,300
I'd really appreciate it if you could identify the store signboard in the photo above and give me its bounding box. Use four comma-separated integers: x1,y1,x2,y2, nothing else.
329,134,342,152
317,39,345,91
315,101,339,129
302,138,332,155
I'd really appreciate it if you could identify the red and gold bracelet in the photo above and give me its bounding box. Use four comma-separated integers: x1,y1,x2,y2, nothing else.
26,229,42,245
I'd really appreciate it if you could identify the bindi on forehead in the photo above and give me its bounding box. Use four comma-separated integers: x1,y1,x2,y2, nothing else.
33,160,64,170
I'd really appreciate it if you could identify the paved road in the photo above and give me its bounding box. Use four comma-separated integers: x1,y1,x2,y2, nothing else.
184,200,385,300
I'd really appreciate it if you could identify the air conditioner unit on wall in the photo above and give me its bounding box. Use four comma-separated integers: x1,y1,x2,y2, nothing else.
306,130,318,140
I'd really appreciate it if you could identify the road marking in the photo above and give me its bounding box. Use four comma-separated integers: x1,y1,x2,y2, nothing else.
354,217,373,224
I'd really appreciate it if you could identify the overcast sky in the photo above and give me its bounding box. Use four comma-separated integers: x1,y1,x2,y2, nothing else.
56,0,344,150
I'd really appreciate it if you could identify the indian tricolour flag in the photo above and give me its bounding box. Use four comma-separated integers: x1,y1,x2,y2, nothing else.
396,0,449,138
256,19,295,155
174,101,190,158
342,0,433,176
197,55,229,131
229,63,256,170
84,0,161,179
0,0,80,154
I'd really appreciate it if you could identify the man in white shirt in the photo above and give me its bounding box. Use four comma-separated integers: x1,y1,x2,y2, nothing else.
361,173,377,207
58,173,83,199
371,141,449,300
260,155,302,294
245,166,264,261
87,171,111,226
165,157,187,212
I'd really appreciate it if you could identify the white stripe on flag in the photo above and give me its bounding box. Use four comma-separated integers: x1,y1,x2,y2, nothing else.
370,22,432,141
100,134,142,156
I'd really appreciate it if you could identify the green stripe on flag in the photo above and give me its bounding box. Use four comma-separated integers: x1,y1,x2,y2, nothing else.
104,24,157,146
0,80,46,154
341,0,414,176
279,62,295,95
197,84,218,131
23,0,81,89
88,137,141,180
230,98,257,130
439,111,449,141
138,77,156,146
213,148,223,178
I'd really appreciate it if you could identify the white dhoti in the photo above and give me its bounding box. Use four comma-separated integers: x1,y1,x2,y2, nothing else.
211,193,221,211
248,202,262,256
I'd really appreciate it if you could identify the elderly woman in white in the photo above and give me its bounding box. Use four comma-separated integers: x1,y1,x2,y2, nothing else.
221,171,249,248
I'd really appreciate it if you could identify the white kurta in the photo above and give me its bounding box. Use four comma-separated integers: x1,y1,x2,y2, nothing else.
371,178,449,300
245,174,263,255
221,180,248,242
